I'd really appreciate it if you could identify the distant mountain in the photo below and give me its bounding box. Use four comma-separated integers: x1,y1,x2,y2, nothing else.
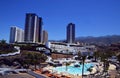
76,35,120,45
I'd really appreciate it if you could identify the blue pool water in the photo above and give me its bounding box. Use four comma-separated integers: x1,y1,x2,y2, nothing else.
53,63,94,75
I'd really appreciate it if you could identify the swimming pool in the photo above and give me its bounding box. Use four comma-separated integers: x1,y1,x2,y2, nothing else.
53,63,94,75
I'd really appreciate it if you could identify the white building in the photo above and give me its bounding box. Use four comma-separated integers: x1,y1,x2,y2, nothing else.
48,42,96,55
9,26,24,43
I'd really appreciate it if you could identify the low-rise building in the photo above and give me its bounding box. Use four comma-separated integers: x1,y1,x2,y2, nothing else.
47,42,96,55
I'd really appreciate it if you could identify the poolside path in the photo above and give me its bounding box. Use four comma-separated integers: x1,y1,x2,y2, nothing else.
28,71,47,78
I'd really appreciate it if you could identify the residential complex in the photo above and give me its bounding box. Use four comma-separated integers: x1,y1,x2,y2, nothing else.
48,42,95,55
4,12,120,78
66,23,75,43
9,26,24,43
24,13,43,43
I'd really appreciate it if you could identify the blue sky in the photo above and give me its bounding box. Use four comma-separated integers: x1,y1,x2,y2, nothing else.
0,0,120,42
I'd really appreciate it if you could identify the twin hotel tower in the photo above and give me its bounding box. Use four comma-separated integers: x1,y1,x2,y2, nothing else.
9,13,75,44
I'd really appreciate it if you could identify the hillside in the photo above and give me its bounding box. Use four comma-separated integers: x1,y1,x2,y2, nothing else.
76,35,120,45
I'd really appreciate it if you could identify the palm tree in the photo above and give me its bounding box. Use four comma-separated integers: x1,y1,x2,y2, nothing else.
66,49,69,58
65,62,70,71
100,51,110,77
78,51,82,59
93,50,102,62
82,56,86,78
94,51,97,61
77,51,86,78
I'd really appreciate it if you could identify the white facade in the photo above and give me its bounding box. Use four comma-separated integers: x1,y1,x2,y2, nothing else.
9,26,24,43
49,42,96,55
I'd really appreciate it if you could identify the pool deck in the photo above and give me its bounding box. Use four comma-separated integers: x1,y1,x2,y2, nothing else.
108,70,120,78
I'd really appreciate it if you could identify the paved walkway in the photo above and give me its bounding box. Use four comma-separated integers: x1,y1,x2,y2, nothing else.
27,71,46,78
0,73,35,78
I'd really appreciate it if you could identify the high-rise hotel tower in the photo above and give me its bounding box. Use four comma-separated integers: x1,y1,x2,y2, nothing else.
9,26,24,43
42,30,48,44
66,23,75,43
24,13,43,43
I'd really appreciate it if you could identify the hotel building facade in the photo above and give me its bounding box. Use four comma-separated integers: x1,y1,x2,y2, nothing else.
24,13,43,43
42,30,48,44
9,26,24,43
66,23,75,43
